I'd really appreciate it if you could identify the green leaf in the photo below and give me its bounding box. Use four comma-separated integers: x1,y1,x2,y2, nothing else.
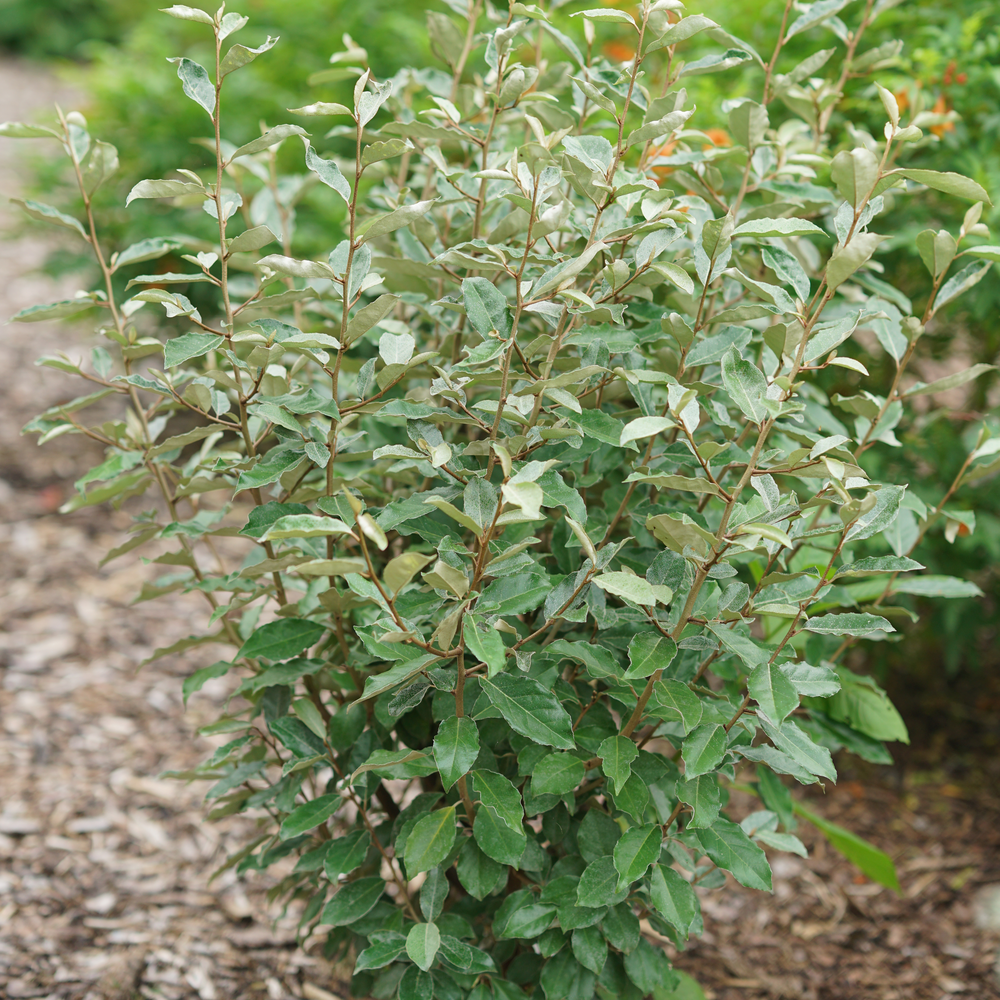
681,724,728,779
456,837,505,898
825,233,886,290
12,198,87,238
577,855,628,908
533,752,586,795
433,716,479,791
903,363,995,397
720,348,767,423
235,658,324,697
784,0,852,40
570,8,637,27
237,619,325,662
82,140,119,195
541,951,598,1000
304,141,351,203
279,793,339,839
623,936,675,994
592,572,659,606
182,661,229,704
11,299,98,323
420,867,449,921
962,244,1000,263
728,100,768,152
0,121,61,138
824,667,909,743
113,236,186,269
220,35,278,77
352,749,436,782
495,890,557,940
324,830,371,879
891,168,992,205
676,774,721,829
915,229,957,277
624,632,677,680
794,800,900,892
830,147,878,208
463,277,512,338
619,416,676,447
802,613,893,636
355,932,407,971
437,934,496,973
164,332,223,368
398,967,433,1000
404,807,458,875
934,261,992,312
260,514,353,541
598,736,638,795
228,224,278,254
358,200,437,244
481,675,576,750
732,217,827,239
780,662,841,698
406,921,441,972
270,717,326,758
611,772,650,824
168,57,216,117
648,864,702,938
835,556,924,577
471,770,523,832
626,109,694,148
571,925,607,975
892,576,982,598
651,680,703,735
758,716,837,781
257,253,334,280
748,662,799,723
465,615,507,678
473,805,526,866
613,825,661,891
319,877,385,926
362,137,412,166
345,292,400,344
160,5,214,24
125,178,204,206
696,818,772,890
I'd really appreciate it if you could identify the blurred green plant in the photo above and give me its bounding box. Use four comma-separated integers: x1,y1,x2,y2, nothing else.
0,0,135,59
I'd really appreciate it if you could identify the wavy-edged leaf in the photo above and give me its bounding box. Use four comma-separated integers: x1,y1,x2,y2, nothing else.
481,674,575,750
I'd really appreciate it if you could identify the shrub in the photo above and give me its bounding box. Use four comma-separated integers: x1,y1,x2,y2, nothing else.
7,1,997,996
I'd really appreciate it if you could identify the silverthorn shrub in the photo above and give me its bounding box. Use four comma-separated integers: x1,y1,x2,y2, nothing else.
7,1,997,997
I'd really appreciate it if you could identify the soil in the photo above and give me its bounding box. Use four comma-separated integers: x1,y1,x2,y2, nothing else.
0,58,998,1000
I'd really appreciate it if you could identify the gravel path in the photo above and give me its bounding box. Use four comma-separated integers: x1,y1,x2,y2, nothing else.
0,57,998,1000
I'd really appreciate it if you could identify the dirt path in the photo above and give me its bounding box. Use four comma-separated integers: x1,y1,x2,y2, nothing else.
0,58,998,1000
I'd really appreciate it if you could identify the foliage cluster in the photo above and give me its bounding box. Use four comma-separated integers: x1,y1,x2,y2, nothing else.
32,0,999,690
0,0,132,59
6,1,997,998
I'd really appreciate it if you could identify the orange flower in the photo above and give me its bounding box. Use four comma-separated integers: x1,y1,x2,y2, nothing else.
702,127,732,151
930,93,954,137
894,88,910,115
647,138,678,181
603,40,636,63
